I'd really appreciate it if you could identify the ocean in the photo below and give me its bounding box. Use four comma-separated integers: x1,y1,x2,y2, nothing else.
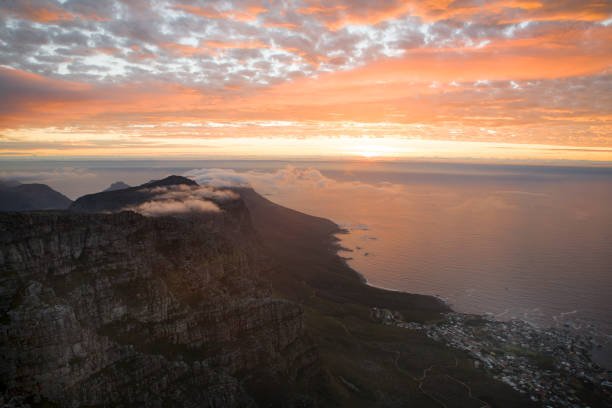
237,160,612,367
256,162,612,330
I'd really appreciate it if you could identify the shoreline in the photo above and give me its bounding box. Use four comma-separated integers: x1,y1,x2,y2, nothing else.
332,217,605,349
332,230,454,308
332,225,612,375
238,186,611,406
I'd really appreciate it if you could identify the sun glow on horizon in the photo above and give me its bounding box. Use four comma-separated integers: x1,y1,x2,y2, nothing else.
2,134,612,163
355,151,382,158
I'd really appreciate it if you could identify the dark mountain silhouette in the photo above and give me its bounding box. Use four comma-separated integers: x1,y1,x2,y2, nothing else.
0,181,72,211
143,175,198,188
103,181,130,191
70,175,197,213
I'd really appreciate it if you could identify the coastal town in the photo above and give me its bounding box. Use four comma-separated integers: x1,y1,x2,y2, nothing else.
371,308,612,407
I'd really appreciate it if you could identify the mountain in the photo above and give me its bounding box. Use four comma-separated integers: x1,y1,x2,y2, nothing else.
70,175,197,213
0,181,72,211
0,177,320,407
103,181,131,191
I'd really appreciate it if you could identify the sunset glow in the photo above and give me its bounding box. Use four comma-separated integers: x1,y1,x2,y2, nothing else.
1,0,611,161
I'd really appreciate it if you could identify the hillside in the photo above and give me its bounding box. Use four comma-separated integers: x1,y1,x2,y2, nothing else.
0,182,72,211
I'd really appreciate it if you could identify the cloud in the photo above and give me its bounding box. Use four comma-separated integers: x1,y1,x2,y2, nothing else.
185,166,408,199
145,184,240,201
1,0,79,23
494,190,550,197
184,165,579,222
0,0,611,154
187,166,342,193
0,167,95,183
131,198,221,216
2,0,608,94
124,184,237,216
0,67,90,114
0,67,207,128
185,166,401,225
173,3,267,23
184,168,251,187
183,165,550,227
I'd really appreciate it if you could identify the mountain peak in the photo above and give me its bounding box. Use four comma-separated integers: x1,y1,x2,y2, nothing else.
143,175,198,188
104,181,131,192
0,182,72,211
71,175,201,213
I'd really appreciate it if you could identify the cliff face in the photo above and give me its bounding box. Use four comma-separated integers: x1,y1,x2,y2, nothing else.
0,201,319,406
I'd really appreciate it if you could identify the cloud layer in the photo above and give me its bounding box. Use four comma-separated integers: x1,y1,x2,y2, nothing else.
184,165,572,228
0,0,611,156
133,198,221,216
125,184,238,216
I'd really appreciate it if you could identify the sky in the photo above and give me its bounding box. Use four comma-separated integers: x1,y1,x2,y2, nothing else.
1,0,611,161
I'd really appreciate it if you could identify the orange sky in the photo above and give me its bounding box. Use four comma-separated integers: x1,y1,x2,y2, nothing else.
0,0,611,161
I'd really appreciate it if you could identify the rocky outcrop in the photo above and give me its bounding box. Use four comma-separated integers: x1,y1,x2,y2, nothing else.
0,199,319,406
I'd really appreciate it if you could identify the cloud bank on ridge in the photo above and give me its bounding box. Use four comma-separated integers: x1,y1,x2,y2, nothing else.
125,184,238,216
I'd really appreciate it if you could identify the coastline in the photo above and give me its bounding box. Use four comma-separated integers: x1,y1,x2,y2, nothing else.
237,186,610,406
331,222,612,406
333,229,453,309
333,221,612,365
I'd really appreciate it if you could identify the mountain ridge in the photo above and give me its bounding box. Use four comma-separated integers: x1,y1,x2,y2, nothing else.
0,182,72,211
103,181,131,192
70,175,200,213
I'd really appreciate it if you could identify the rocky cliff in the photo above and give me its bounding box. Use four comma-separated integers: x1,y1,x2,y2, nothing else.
0,184,320,407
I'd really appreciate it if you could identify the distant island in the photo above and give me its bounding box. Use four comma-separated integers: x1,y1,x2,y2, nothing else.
0,176,609,407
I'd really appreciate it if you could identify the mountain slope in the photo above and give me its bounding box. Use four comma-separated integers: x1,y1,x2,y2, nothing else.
233,186,448,315
0,182,72,211
70,175,197,213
